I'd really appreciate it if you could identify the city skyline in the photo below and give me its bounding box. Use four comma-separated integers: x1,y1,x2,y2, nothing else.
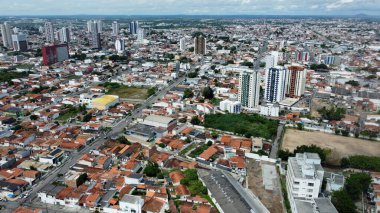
0,0,379,16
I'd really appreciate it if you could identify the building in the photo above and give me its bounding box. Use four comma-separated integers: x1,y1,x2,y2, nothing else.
91,95,119,110
238,70,260,109
260,103,280,117
112,21,120,36
179,38,186,51
129,21,139,35
56,27,70,43
264,66,288,103
194,36,206,55
44,22,54,43
115,39,125,53
286,153,325,213
137,28,145,42
285,65,307,98
90,21,101,50
42,43,69,66
142,115,177,131
11,34,28,52
219,99,241,113
265,51,279,70
0,22,13,48
119,194,144,213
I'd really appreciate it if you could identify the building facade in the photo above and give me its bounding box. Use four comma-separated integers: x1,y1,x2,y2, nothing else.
194,36,206,55
12,34,28,52
0,22,13,48
264,66,288,103
238,70,260,109
285,65,307,98
42,44,69,66
44,22,54,43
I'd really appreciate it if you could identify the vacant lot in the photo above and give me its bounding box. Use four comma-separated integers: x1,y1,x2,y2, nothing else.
107,86,148,99
282,129,380,165
204,113,278,140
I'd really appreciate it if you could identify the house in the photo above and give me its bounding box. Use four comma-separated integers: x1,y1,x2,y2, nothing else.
12,206,42,213
124,173,144,185
0,180,27,198
39,149,65,166
169,171,185,186
119,194,144,213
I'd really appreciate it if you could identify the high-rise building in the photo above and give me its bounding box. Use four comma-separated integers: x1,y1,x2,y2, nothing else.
0,22,13,48
179,38,186,51
44,22,54,43
265,51,279,70
87,20,93,33
264,66,288,103
285,65,307,98
11,34,28,52
115,39,125,53
238,70,260,109
112,21,120,36
58,27,70,43
95,20,103,33
129,21,139,35
42,43,69,66
194,36,206,55
89,21,101,50
137,28,145,42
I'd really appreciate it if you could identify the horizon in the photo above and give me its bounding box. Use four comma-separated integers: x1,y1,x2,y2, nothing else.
0,0,379,16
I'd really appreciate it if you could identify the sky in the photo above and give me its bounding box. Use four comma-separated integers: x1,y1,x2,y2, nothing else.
0,0,379,16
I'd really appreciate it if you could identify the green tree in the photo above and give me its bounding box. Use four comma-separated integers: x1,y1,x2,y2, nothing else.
30,115,39,120
190,116,201,125
345,80,360,87
331,190,356,213
345,173,372,201
147,87,157,97
183,88,194,99
143,162,160,177
202,86,214,99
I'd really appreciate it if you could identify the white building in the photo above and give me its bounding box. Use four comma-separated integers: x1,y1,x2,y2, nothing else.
179,38,186,51
238,70,260,109
57,27,70,43
219,99,241,113
142,115,177,131
265,51,279,70
259,103,279,117
286,153,325,213
264,66,287,103
112,21,120,36
137,28,145,42
44,22,54,43
119,195,144,213
115,39,125,53
0,22,13,48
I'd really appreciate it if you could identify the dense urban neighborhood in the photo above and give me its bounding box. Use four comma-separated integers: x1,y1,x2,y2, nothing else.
0,13,379,213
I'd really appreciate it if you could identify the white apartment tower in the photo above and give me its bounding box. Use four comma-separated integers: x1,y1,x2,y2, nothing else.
238,70,260,109
44,22,54,43
264,66,287,103
286,152,325,213
0,22,13,48
137,28,145,42
112,21,120,36
179,38,186,51
265,51,279,70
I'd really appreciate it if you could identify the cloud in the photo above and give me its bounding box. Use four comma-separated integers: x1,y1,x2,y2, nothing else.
0,0,378,15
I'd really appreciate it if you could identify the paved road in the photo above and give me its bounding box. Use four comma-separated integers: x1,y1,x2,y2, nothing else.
2,75,187,212
269,124,284,159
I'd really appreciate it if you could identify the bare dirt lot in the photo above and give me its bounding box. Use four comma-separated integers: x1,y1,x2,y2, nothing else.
282,129,380,165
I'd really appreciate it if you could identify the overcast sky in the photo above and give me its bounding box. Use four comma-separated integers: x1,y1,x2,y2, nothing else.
0,0,379,16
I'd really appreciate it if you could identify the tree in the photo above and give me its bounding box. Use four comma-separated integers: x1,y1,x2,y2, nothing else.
183,88,194,99
178,117,187,123
278,149,293,161
82,113,92,122
297,123,304,130
116,136,131,145
147,87,157,97
345,173,372,201
202,86,214,99
190,116,201,125
331,190,356,213
30,115,38,120
345,80,360,87
143,162,160,177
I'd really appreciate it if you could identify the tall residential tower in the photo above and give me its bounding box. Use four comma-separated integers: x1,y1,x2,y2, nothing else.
238,70,261,109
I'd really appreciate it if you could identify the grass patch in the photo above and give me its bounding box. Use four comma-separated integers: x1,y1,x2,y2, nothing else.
204,113,278,140
0,71,29,82
179,143,197,157
103,83,149,99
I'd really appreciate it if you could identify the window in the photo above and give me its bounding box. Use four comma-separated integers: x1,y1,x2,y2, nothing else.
294,181,300,185
307,189,313,193
308,183,314,187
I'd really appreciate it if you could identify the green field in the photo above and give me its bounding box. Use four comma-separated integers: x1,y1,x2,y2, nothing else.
101,82,149,99
204,113,278,140
106,86,148,99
